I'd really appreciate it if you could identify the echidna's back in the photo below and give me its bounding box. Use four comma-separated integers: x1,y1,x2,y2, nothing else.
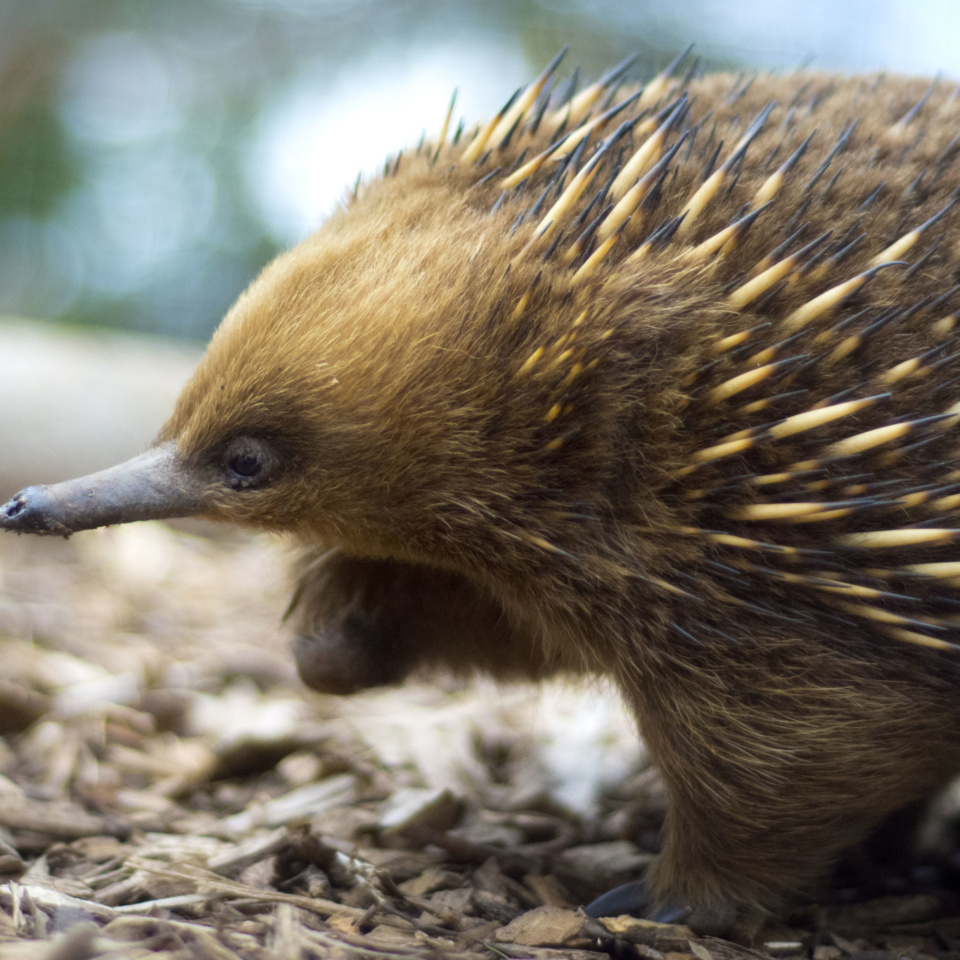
404,66,960,666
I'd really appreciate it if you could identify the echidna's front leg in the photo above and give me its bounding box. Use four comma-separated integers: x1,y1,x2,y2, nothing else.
289,548,570,694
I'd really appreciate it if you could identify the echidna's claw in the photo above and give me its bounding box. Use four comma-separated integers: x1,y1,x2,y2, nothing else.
585,878,735,935
583,878,651,919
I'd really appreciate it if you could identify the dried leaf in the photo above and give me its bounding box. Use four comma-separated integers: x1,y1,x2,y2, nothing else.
494,904,585,947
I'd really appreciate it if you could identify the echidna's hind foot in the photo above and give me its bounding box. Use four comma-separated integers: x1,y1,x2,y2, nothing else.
289,548,573,695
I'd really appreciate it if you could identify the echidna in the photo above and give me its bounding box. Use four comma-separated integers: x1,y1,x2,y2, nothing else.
4,50,960,931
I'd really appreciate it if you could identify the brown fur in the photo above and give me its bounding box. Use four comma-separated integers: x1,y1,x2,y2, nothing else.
157,68,960,916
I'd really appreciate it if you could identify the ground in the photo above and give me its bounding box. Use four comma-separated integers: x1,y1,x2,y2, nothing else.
1,522,959,959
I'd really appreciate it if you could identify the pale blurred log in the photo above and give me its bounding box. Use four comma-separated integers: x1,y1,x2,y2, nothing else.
0,319,201,498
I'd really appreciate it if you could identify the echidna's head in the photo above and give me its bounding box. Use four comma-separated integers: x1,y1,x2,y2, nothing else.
152,174,543,554
0,159,635,568
0,177,483,540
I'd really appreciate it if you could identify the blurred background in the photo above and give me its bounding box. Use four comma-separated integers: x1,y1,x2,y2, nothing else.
3,0,960,342
1,0,959,488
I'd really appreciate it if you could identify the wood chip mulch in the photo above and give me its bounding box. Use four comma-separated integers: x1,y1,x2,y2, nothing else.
2,522,960,959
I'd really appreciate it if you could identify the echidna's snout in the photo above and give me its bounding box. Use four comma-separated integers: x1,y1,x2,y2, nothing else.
0,442,208,537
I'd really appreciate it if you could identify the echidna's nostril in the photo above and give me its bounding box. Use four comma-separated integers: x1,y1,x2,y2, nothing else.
2,496,26,519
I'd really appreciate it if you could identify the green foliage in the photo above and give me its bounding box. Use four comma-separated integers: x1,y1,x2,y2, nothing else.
0,106,78,218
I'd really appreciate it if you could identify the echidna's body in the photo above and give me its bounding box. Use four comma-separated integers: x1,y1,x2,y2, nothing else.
5,56,960,928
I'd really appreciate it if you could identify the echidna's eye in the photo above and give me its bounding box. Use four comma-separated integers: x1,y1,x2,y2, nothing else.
230,453,261,477
223,436,278,490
